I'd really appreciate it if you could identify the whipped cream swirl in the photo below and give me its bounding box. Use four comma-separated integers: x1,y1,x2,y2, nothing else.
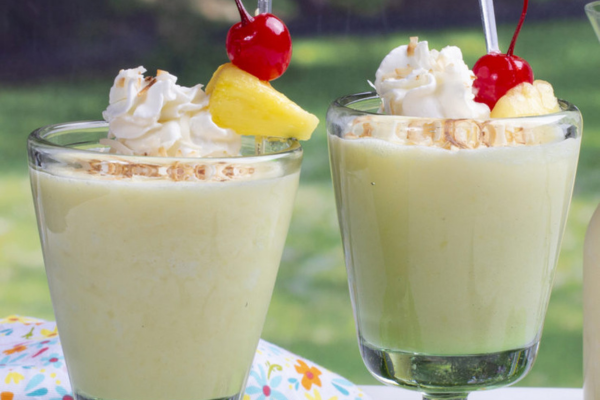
101,67,241,157
374,37,490,119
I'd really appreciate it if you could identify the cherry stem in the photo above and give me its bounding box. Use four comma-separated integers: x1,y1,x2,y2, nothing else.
234,0,253,25
507,0,529,56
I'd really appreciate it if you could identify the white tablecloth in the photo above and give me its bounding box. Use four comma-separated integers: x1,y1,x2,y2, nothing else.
359,385,583,399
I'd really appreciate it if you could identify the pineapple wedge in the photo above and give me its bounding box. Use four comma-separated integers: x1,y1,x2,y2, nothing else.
490,80,560,118
206,63,319,140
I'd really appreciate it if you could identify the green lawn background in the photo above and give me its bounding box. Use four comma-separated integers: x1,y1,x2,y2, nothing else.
1,18,598,387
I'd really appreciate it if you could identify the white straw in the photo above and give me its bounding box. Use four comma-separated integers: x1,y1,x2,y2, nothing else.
479,0,500,53
255,0,271,156
258,0,271,14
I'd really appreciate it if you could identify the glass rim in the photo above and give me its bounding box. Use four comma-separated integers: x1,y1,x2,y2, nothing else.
329,91,580,122
28,120,303,163
586,1,600,16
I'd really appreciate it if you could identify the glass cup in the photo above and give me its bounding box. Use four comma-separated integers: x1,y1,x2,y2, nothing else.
585,207,600,400
586,1,600,41
28,121,302,400
327,93,582,400
584,4,600,399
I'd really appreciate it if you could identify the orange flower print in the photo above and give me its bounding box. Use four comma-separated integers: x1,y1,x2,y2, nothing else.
2,344,27,355
1,392,14,400
294,360,322,390
0,316,38,325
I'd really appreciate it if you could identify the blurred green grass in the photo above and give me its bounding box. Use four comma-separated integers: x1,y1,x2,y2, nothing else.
1,18,599,387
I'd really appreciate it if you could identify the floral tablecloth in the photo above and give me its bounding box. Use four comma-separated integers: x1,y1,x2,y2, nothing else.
0,316,369,400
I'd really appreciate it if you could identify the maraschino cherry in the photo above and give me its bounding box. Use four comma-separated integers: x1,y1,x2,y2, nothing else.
473,0,534,110
226,0,292,81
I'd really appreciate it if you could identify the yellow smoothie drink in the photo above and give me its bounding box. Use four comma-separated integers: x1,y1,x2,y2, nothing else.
329,131,580,356
327,38,582,391
30,161,299,400
28,55,316,398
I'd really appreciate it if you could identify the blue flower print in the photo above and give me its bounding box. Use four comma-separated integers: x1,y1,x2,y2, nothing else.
33,338,58,349
331,378,353,395
24,373,49,396
0,328,13,337
49,385,74,400
246,364,288,400
0,352,29,367
287,377,300,391
41,353,63,368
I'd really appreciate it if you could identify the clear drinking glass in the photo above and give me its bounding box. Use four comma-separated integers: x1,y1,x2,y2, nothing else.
327,93,582,400
586,1,600,41
584,4,600,400
28,121,302,400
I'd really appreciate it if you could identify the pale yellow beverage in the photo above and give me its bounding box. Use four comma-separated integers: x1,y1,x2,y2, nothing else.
327,93,582,390
330,134,580,355
29,122,301,400
584,205,600,400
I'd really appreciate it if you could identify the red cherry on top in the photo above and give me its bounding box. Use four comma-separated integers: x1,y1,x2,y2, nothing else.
226,0,292,81
473,0,534,110
473,53,533,110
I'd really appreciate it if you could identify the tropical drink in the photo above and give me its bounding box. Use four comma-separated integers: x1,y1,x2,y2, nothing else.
29,124,302,400
28,2,318,398
327,35,581,399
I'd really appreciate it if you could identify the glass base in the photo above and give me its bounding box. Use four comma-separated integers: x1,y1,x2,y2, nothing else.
359,337,538,395
75,392,242,400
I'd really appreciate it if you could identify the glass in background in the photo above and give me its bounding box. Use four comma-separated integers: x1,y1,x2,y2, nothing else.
583,3,600,400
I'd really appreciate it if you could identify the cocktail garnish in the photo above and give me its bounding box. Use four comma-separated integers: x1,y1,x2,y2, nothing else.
473,0,534,110
226,0,292,81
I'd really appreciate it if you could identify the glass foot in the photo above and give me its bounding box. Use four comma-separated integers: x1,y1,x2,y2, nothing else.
75,392,242,400
423,395,468,400
359,337,538,396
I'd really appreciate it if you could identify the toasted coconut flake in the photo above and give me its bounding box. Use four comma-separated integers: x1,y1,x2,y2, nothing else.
444,130,465,149
343,115,564,149
223,164,235,178
129,163,161,178
138,77,157,96
362,122,374,137
214,163,233,181
407,122,431,145
194,164,214,181
167,162,195,181
407,37,418,57
88,159,125,176
81,157,257,182
394,121,409,141
450,120,481,149
235,165,255,177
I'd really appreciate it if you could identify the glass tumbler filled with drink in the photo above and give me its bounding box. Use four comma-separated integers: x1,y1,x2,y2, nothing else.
28,121,302,400
583,3,600,400
27,2,318,398
327,36,582,400
586,1,600,42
